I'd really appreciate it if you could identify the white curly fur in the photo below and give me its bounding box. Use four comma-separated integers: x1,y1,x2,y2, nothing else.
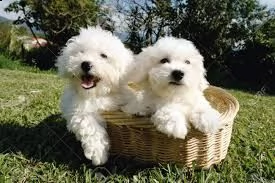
56,26,133,165
122,37,222,139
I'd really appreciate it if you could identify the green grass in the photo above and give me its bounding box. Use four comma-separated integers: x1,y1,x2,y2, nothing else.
0,54,56,74
0,67,274,182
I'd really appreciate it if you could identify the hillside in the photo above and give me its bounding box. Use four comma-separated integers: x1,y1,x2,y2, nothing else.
0,15,12,22
0,15,37,31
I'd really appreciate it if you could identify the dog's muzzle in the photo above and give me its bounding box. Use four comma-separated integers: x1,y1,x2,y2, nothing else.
79,61,100,89
169,70,184,85
80,74,100,89
81,61,92,73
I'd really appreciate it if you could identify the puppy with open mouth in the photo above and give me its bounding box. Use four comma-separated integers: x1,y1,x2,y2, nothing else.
122,37,222,139
56,26,133,165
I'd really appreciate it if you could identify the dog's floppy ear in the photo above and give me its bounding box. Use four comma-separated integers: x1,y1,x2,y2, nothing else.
66,37,75,45
195,54,209,91
55,49,68,77
55,37,76,77
199,69,209,91
126,46,155,86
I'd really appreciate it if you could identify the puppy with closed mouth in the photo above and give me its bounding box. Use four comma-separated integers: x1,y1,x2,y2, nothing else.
56,26,133,165
122,37,222,139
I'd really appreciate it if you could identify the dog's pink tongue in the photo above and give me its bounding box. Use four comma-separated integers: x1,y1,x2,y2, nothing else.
81,78,94,89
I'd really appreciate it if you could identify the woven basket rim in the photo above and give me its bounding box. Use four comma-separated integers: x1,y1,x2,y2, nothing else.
207,86,239,124
103,86,239,129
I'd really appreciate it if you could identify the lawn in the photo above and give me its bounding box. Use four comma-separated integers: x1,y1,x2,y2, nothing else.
0,60,274,182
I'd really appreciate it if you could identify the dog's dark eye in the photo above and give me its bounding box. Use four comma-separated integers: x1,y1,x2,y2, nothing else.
160,58,170,64
100,53,107,58
185,60,190,64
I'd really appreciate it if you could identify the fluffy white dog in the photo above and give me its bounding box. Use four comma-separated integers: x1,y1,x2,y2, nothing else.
56,26,133,165
122,37,221,139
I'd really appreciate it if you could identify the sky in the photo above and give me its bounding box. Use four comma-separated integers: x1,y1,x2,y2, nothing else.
260,0,275,7
0,0,275,20
0,0,21,20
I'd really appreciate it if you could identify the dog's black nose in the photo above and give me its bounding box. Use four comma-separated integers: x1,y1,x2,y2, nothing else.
171,70,184,81
81,61,92,72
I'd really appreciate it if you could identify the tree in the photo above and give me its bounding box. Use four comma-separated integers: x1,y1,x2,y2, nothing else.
170,0,271,68
125,6,144,53
117,0,271,61
5,0,99,48
226,17,275,93
115,0,172,53
5,0,99,69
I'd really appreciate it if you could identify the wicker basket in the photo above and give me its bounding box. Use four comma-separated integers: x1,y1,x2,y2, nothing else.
103,86,239,168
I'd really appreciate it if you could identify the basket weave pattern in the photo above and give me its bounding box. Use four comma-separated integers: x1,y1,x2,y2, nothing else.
103,86,239,168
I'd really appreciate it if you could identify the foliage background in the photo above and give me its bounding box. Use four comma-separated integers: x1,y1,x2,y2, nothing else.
1,0,275,92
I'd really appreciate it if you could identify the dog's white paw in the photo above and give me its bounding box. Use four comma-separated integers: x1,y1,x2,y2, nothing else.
85,149,108,166
82,141,109,166
172,121,189,139
155,120,188,139
81,129,110,166
190,108,221,134
152,106,189,139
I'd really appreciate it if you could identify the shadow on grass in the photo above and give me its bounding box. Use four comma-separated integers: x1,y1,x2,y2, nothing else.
0,114,156,175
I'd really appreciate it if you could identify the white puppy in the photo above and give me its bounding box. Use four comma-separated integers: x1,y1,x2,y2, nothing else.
56,27,133,165
122,37,221,139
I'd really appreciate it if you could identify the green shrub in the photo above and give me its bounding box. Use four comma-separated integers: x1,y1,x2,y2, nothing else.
0,22,12,54
0,23,29,59
24,45,57,70
0,54,56,73
8,25,29,59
